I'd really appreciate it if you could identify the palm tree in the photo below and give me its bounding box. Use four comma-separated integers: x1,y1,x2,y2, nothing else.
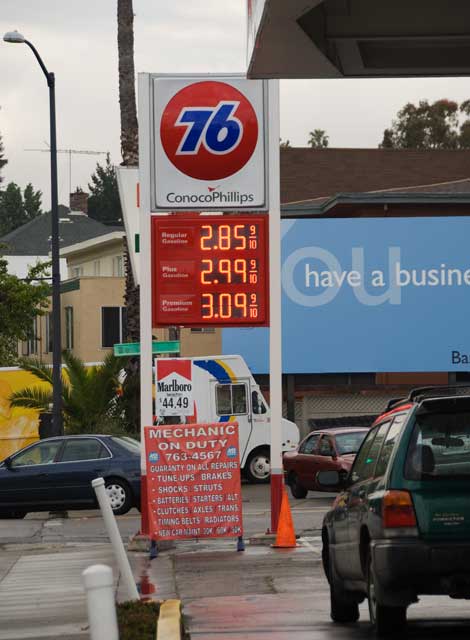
308,129,329,149
117,0,140,431
9,352,127,434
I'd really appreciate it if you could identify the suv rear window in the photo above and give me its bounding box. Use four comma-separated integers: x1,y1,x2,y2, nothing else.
405,410,470,479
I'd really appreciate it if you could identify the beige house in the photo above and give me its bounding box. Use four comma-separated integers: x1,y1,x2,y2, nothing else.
23,222,221,363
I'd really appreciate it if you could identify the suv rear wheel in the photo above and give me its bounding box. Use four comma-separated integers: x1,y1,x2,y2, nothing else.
367,554,407,636
328,549,360,623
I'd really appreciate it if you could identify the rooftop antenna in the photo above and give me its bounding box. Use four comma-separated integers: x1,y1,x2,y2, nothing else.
25,144,108,201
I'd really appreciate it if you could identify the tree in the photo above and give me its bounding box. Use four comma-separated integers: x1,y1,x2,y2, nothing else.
0,254,50,365
379,99,470,149
118,0,139,166
0,182,42,236
10,351,130,434
308,129,329,149
88,154,123,226
0,183,24,236
117,0,140,433
23,183,43,222
0,133,7,185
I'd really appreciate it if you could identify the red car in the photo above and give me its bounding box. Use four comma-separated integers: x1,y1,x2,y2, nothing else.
283,428,370,498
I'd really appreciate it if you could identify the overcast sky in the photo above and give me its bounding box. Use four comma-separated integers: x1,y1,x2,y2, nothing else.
1,0,469,210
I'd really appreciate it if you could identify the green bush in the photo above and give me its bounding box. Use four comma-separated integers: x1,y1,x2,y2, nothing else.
117,600,160,640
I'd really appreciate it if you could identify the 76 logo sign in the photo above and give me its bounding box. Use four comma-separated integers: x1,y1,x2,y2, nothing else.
176,101,243,155
160,81,259,181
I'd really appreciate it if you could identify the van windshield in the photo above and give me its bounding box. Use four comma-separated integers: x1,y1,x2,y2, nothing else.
405,410,470,479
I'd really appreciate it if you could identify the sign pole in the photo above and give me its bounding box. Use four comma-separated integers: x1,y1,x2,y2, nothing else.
268,79,283,533
138,73,153,535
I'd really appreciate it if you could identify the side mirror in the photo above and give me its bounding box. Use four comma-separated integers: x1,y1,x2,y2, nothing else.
317,470,347,490
3,457,12,470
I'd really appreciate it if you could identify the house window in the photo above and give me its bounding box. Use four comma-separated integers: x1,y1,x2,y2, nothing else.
113,256,124,277
93,260,101,276
101,307,127,348
65,306,74,350
45,313,53,353
71,266,83,278
21,318,38,356
190,328,215,334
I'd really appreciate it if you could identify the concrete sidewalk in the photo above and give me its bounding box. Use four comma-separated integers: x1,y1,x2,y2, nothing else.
0,536,320,640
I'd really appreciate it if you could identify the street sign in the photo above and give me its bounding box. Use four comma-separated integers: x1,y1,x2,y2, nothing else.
143,74,268,211
113,341,180,357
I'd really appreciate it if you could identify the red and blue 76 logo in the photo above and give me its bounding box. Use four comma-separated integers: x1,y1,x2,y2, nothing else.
160,81,259,181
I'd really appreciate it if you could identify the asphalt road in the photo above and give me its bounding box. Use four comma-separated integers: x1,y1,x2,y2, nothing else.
1,484,470,638
0,483,332,544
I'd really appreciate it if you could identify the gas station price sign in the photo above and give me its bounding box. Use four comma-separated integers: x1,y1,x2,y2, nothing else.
152,215,269,327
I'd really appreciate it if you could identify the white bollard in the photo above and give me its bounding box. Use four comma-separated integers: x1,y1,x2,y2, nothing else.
82,564,119,640
92,477,140,601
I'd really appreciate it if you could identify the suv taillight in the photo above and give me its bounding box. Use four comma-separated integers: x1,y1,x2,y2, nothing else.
383,490,417,528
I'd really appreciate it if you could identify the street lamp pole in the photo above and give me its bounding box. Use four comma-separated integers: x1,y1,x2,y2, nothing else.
4,31,63,435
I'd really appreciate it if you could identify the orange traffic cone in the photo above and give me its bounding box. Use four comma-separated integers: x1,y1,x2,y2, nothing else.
272,485,297,548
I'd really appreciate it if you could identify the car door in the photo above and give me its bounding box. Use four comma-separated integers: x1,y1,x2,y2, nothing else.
0,439,64,509
330,426,380,579
295,433,321,489
54,437,112,506
346,421,392,580
313,434,340,486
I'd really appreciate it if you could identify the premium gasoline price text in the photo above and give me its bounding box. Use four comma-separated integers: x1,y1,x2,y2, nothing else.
152,215,268,327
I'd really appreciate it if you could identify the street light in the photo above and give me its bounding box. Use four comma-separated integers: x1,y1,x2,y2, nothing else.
4,30,63,435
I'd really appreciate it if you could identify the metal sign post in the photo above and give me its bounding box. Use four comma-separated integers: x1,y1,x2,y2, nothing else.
138,73,154,534
267,80,283,533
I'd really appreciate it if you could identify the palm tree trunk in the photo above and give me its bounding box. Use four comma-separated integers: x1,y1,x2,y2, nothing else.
117,0,139,166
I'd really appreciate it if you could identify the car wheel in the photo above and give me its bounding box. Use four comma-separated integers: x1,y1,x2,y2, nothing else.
244,448,270,483
367,554,406,636
288,473,308,499
0,510,27,519
328,546,360,623
104,478,133,516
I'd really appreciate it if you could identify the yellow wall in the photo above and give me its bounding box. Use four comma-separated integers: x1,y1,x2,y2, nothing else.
0,369,48,459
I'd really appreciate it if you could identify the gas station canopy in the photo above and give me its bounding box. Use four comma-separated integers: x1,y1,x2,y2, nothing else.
247,0,470,79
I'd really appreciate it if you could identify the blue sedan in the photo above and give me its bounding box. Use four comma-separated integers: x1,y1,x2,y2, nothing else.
0,435,141,518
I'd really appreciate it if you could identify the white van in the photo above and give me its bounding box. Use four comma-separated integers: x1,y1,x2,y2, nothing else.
154,355,299,483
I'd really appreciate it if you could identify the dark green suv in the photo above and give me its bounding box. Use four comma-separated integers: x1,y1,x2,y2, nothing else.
319,386,470,636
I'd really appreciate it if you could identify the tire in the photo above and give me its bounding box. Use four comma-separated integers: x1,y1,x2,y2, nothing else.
367,554,407,636
104,478,133,516
0,510,27,519
288,473,308,499
244,448,270,483
327,544,360,623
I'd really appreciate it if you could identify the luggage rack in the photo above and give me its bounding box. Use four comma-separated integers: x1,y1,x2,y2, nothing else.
385,385,470,412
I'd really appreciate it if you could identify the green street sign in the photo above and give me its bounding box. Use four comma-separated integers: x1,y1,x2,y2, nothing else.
114,341,180,357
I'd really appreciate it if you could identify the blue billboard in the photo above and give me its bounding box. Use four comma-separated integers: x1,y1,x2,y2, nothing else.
222,217,470,373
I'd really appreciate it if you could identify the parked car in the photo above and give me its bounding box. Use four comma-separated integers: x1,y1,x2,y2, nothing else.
283,428,369,498
0,435,141,518
319,386,470,636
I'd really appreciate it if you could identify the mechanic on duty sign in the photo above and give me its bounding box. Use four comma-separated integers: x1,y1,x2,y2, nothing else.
145,423,243,540
144,74,268,211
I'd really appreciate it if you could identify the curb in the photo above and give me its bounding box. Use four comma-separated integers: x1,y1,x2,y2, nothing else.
157,599,182,640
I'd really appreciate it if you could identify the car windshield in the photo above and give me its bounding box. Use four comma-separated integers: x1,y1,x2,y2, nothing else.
335,431,368,455
111,436,141,454
405,409,470,479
